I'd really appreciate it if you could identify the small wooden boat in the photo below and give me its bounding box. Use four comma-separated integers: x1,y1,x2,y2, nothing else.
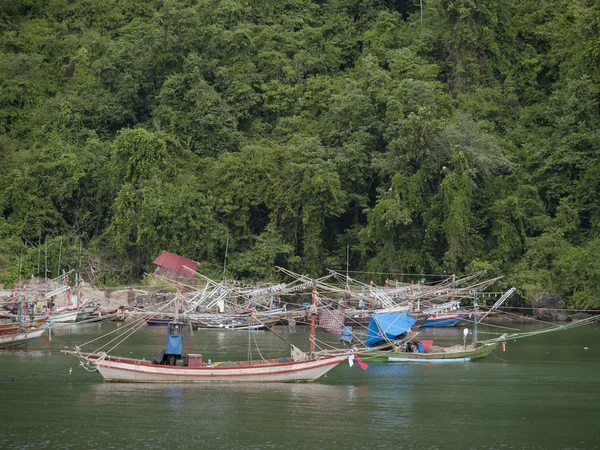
0,327,49,349
76,300,100,322
189,316,280,330
356,341,500,363
419,312,467,328
75,311,126,324
49,308,81,323
65,286,351,383
146,317,174,326
335,299,600,364
0,316,48,335
71,350,348,383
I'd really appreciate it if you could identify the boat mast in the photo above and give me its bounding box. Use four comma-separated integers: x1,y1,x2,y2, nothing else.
175,286,181,322
472,290,478,344
310,281,317,354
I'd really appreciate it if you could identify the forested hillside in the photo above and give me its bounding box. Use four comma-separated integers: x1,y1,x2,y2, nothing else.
1,0,599,307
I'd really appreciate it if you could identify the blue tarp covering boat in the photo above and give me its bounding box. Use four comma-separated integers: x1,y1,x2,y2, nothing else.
366,314,417,348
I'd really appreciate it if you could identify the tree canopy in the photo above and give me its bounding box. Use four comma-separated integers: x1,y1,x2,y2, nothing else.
1,0,599,308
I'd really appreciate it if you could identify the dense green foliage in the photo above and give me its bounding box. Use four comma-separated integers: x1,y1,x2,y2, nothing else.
1,0,599,307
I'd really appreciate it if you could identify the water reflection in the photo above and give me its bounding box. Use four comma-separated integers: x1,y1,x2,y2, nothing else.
164,386,185,414
89,380,356,404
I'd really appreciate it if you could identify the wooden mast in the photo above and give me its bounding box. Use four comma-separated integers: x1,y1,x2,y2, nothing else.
310,281,317,354
472,290,478,344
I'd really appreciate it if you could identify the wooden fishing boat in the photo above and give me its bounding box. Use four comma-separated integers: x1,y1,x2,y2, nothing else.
335,297,503,363
189,315,280,330
0,316,48,335
49,308,81,323
334,296,600,364
76,300,100,322
146,316,174,326
356,341,500,363
64,285,351,383
419,311,467,328
76,309,129,324
70,350,348,383
0,327,49,349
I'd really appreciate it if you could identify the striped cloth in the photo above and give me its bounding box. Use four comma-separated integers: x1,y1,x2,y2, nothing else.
318,309,346,335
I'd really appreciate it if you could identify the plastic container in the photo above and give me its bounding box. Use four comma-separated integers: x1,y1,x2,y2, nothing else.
416,342,425,353
187,354,203,367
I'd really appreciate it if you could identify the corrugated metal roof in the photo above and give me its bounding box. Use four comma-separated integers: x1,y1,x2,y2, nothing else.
153,251,198,275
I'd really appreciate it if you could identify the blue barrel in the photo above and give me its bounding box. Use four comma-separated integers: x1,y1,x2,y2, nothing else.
416,342,425,353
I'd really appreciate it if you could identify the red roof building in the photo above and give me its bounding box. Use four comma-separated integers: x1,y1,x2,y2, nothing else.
153,251,199,286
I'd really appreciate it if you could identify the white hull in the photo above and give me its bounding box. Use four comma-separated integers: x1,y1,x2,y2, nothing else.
50,310,80,323
388,356,472,363
0,328,46,348
93,354,347,383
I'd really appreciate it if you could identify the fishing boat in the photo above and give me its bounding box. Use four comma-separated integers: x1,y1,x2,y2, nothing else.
76,308,130,324
0,316,48,335
189,315,280,330
73,347,348,383
355,338,500,363
0,324,51,349
341,292,497,363
419,311,467,328
385,341,499,363
335,292,600,363
64,286,351,383
49,307,81,323
146,316,174,326
76,299,100,322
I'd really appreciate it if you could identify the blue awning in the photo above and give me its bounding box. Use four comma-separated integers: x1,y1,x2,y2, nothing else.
366,314,417,347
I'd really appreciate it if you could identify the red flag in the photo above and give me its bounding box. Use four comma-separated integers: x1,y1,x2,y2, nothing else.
351,348,369,370
355,354,369,371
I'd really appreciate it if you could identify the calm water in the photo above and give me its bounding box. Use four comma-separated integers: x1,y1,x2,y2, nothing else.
1,321,599,449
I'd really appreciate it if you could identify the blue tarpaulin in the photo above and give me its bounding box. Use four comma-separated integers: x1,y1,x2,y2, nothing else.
165,321,184,355
366,314,417,347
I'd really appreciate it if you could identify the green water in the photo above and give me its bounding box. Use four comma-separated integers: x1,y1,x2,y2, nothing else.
1,322,599,449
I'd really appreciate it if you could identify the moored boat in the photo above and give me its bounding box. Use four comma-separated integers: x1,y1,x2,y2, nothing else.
0,316,48,335
356,341,499,363
189,315,280,330
49,308,81,323
0,326,50,349
331,291,600,364
146,316,174,326
65,285,352,383
419,311,467,328
74,350,348,383
76,300,100,322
